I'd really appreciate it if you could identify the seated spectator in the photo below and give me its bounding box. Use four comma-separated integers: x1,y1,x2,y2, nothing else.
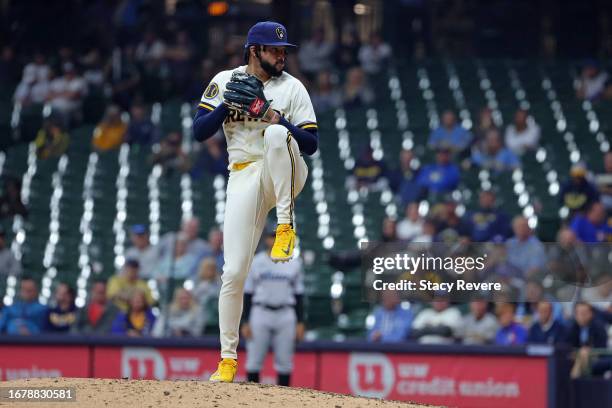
310,71,342,113
190,136,228,180
547,228,590,294
336,27,360,70
431,200,473,243
193,257,221,313
504,109,540,155
381,216,399,243
107,259,154,312
150,131,191,175
428,110,473,153
0,227,21,276
111,290,156,337
358,32,392,75
527,301,566,345
46,282,77,333
298,29,334,80
595,151,612,214
79,48,105,90
125,103,159,146
0,277,47,335
342,67,374,108
157,217,210,260
411,293,461,344
471,129,520,172
34,119,69,159
13,53,50,107
473,107,497,149
567,302,609,378
464,190,512,242
92,105,127,152
136,31,166,74
387,148,419,193
368,290,413,343
575,60,612,101
73,280,119,334
0,177,28,220
47,62,87,127
396,202,424,241
570,201,612,243
506,216,546,277
458,298,498,344
124,224,158,279
559,163,600,214
516,280,564,324
494,302,527,345
412,218,437,244
165,30,194,92
153,233,200,281
153,288,204,337
416,148,460,197
207,228,224,273
351,146,387,189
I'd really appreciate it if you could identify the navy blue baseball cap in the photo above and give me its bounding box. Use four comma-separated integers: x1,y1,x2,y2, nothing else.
245,21,296,48
131,224,148,235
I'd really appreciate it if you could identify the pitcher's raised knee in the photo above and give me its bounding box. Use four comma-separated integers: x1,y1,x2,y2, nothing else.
264,124,290,148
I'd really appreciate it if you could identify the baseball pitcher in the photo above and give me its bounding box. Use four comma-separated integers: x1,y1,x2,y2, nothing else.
192,21,318,382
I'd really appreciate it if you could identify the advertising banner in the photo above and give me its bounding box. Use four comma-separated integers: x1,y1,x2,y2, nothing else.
319,352,548,408
0,345,90,380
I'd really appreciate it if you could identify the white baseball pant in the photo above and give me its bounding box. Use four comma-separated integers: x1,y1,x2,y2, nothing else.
219,124,308,359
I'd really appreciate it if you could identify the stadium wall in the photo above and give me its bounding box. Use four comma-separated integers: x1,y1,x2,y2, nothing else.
0,336,573,407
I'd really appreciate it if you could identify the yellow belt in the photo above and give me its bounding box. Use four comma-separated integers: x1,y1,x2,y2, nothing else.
232,161,255,171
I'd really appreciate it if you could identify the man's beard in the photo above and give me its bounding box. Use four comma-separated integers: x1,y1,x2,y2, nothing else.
259,57,283,77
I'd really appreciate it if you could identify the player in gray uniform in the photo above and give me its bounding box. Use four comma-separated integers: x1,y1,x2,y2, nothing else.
240,226,305,386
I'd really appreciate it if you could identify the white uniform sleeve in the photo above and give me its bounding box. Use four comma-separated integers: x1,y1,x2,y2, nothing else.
293,260,305,295
199,71,226,112
289,81,318,131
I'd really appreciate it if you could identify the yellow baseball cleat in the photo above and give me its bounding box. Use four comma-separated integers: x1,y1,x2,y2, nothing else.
209,358,238,383
270,224,295,262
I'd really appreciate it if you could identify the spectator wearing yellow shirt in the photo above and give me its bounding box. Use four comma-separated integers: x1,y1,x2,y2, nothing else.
34,119,69,159
92,104,127,151
107,259,154,312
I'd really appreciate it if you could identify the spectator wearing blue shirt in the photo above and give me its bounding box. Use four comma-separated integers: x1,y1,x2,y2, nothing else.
124,104,160,146
368,290,413,342
567,302,609,378
471,129,520,172
495,302,527,345
416,148,460,197
560,163,600,214
570,202,612,243
0,277,47,335
111,290,156,337
428,110,473,153
465,190,512,242
527,301,567,345
506,216,547,277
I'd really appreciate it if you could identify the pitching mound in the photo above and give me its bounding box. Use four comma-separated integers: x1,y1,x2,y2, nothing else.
0,377,439,408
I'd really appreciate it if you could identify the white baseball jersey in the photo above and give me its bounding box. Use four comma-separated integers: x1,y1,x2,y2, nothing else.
244,251,304,306
199,65,317,167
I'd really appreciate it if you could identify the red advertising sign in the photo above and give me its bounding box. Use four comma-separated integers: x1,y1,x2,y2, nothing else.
93,347,317,388
0,345,90,380
319,352,548,408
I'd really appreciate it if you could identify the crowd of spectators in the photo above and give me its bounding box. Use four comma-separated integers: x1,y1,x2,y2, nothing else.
0,217,223,338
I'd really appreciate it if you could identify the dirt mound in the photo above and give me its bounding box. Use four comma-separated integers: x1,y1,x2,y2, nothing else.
0,377,439,408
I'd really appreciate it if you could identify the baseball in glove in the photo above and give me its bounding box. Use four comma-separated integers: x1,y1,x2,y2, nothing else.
223,71,272,120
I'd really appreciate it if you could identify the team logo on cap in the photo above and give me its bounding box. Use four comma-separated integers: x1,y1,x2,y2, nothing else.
276,26,285,39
